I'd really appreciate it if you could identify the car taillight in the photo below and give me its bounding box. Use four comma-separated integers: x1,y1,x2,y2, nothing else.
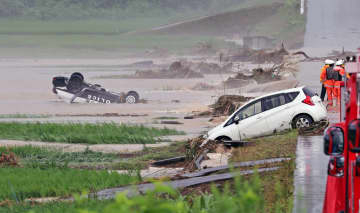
302,95,314,106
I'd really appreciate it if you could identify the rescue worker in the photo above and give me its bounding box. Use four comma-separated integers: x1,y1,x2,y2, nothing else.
320,60,333,101
333,60,349,106
320,60,335,107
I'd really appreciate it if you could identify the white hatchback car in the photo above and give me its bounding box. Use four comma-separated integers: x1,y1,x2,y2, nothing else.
206,86,327,141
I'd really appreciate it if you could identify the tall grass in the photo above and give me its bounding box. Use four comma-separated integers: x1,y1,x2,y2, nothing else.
0,146,118,166
0,200,111,213
0,167,135,201
0,122,183,144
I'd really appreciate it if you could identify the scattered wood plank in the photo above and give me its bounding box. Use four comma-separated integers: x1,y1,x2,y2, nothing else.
181,157,290,178
151,156,185,167
94,167,279,200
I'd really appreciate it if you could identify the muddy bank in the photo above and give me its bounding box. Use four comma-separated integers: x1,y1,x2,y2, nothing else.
224,45,289,64
118,61,204,79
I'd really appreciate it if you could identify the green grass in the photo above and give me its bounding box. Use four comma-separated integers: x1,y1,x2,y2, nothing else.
0,142,185,170
0,199,111,213
0,114,50,119
231,131,297,212
110,142,185,170
0,122,184,144
232,130,298,162
0,146,119,167
0,33,226,53
0,167,135,201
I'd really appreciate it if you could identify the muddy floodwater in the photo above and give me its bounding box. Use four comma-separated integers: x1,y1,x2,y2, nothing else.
0,58,230,115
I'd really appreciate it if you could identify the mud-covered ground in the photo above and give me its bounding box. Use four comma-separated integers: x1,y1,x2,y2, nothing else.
0,55,299,138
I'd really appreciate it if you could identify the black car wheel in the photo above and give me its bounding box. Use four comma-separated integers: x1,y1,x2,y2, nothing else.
70,72,84,81
215,136,231,142
67,75,83,93
292,114,313,129
125,91,139,104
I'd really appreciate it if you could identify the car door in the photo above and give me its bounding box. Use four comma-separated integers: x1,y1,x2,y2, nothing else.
261,94,292,133
235,100,269,139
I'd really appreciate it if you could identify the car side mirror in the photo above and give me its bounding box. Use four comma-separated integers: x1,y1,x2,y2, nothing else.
234,115,242,124
348,120,360,153
234,115,240,124
324,127,344,155
328,156,344,177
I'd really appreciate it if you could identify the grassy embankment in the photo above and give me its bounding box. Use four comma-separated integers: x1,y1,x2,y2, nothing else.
0,143,185,170
0,122,183,144
0,167,135,202
0,131,297,213
252,0,306,48
0,14,227,57
232,130,298,212
0,0,305,57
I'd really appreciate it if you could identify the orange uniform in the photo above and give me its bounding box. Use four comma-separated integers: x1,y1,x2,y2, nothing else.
333,65,349,105
320,65,335,106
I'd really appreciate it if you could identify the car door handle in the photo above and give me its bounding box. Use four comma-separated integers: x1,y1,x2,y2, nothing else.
256,116,262,120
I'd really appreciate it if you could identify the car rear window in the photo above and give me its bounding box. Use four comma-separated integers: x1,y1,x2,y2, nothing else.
286,92,300,103
302,87,316,97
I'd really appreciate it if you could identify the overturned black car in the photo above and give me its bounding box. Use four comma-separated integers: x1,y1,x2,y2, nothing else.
52,72,140,104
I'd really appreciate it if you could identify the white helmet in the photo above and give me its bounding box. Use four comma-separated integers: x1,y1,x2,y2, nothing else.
336,60,344,66
325,59,335,65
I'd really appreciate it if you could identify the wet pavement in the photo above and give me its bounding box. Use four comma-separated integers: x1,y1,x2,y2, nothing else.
293,135,329,213
293,0,360,211
304,0,360,55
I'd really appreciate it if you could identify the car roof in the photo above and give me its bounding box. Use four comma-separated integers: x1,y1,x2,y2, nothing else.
247,86,305,103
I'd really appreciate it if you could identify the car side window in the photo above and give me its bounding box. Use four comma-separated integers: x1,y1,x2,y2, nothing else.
263,94,287,111
237,101,262,120
225,100,262,126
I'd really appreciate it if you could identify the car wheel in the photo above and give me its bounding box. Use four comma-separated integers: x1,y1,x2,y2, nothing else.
66,75,83,93
70,72,84,81
292,115,313,129
125,91,139,104
215,136,231,142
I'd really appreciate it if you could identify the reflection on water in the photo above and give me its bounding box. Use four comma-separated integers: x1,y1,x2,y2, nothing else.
293,136,329,213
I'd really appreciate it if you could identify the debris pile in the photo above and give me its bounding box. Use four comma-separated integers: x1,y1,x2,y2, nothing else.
298,120,329,136
211,95,253,116
0,151,18,167
194,62,233,74
224,45,289,64
184,137,223,171
131,61,204,79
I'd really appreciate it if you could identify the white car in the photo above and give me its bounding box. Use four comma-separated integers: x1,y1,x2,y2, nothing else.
206,86,327,141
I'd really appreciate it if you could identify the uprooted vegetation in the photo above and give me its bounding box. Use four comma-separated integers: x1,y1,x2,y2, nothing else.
182,60,234,74
211,95,253,116
224,67,281,89
0,151,18,167
119,61,204,79
224,45,289,64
